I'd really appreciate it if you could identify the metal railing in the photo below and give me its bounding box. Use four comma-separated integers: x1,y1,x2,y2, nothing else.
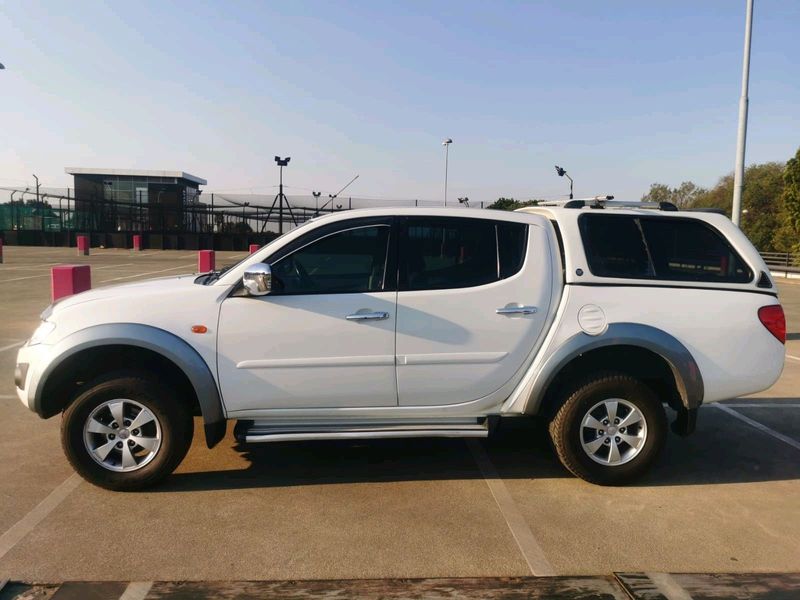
760,251,800,275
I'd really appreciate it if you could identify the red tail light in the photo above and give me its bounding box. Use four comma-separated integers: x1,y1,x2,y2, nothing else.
758,305,786,344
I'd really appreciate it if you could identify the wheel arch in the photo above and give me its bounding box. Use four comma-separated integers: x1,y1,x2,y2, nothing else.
527,323,704,418
33,323,226,448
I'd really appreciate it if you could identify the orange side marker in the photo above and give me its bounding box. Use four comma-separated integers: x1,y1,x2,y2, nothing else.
191,325,208,334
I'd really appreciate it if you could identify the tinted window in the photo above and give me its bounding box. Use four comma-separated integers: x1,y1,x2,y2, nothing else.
401,218,527,291
272,225,390,294
579,214,752,283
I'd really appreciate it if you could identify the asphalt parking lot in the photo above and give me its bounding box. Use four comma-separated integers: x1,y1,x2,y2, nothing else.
1,246,799,597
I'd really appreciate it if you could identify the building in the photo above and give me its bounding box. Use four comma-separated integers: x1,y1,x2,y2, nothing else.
65,168,207,232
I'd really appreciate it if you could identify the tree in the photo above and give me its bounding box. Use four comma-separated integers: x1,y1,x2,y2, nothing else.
690,162,789,252
781,147,800,252
641,181,706,208
487,197,540,211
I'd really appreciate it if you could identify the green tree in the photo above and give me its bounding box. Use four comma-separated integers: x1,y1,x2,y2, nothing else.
690,162,788,252
641,181,706,208
487,197,541,211
780,147,800,252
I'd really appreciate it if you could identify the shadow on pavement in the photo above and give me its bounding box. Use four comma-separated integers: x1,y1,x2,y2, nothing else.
153,405,800,493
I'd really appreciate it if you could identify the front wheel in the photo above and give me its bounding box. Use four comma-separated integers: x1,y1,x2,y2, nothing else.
548,372,667,485
61,372,193,491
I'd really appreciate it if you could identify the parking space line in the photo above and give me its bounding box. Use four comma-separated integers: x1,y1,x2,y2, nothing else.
467,439,555,576
722,403,800,408
644,572,694,600
98,263,196,283
787,354,800,362
119,581,153,600
0,473,82,561
715,404,800,452
0,341,24,353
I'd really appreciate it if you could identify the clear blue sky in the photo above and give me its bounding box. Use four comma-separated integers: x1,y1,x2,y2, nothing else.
1,1,798,204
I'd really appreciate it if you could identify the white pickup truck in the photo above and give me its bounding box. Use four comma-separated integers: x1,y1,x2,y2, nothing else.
15,203,786,490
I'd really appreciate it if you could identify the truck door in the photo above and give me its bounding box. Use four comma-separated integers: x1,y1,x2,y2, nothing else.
395,216,551,406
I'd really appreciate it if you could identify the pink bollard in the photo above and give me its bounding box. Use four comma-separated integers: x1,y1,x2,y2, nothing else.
133,234,142,252
249,244,260,254
198,250,215,273
51,265,91,302
77,235,89,256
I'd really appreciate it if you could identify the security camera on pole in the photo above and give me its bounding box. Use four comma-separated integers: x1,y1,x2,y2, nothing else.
555,165,574,199
264,156,297,235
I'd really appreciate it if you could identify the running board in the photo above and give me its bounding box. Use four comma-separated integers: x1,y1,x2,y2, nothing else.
234,418,489,443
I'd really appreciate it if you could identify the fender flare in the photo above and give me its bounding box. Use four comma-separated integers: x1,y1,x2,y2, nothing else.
526,322,704,413
33,323,227,448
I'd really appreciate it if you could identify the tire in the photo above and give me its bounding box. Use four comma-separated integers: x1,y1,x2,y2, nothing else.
548,371,667,485
61,371,193,491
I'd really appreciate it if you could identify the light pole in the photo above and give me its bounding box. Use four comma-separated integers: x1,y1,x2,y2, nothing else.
732,0,754,227
442,138,452,206
32,174,40,204
555,165,573,199
312,191,321,213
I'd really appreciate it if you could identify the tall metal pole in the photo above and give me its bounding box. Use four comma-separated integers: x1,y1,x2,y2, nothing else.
278,164,284,235
444,143,449,207
732,0,754,227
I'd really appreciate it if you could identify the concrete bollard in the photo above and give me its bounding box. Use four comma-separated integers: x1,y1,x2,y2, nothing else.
249,244,260,254
133,234,142,252
198,250,215,273
77,235,89,256
51,265,91,302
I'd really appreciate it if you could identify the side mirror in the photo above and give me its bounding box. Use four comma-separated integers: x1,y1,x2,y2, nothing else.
243,263,272,296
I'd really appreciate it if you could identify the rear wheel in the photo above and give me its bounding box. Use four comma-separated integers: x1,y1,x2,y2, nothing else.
61,371,193,491
548,372,667,485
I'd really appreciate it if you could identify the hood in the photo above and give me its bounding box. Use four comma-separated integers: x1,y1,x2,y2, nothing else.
45,274,199,318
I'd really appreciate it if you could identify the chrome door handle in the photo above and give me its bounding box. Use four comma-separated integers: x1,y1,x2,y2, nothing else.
496,306,538,315
346,311,390,321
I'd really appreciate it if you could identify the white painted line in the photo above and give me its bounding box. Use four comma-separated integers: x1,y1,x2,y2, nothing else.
715,404,800,452
0,394,19,400
0,341,24,353
721,403,800,408
645,572,694,600
119,581,153,600
98,263,195,283
0,273,50,283
787,354,800,362
0,473,82,560
467,439,555,576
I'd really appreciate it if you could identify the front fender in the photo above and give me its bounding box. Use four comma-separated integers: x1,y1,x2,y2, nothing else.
525,322,704,413
32,323,226,448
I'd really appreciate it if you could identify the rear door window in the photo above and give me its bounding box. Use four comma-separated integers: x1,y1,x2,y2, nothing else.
579,214,752,283
400,217,528,291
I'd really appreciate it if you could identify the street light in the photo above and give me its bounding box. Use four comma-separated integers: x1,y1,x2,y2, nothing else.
458,196,470,207
555,165,573,199
442,138,452,206
732,0,754,227
312,191,321,212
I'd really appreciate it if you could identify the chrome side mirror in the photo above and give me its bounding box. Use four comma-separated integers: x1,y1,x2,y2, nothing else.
243,263,272,296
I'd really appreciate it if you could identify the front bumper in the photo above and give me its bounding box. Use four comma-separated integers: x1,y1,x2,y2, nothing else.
15,342,51,413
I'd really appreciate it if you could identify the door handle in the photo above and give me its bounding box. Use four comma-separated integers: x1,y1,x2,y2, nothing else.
496,306,538,315
346,311,390,321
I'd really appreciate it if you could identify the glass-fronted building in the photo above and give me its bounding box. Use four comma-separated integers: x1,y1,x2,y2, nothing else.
65,168,207,232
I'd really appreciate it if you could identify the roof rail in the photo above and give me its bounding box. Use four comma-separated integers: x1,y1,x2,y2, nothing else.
538,197,679,211
684,207,727,215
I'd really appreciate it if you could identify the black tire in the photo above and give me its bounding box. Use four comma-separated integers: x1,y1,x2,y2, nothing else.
61,371,193,491
548,371,667,485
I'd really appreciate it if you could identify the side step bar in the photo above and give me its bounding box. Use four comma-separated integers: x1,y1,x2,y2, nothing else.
234,419,489,443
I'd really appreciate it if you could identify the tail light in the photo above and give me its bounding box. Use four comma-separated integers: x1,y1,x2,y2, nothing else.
758,305,786,344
